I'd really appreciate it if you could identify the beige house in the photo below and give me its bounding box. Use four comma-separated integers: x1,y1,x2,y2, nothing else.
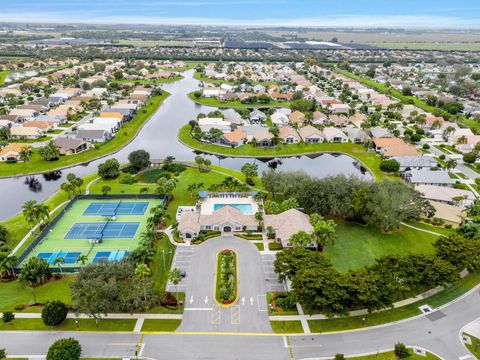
298,125,324,143
264,209,315,248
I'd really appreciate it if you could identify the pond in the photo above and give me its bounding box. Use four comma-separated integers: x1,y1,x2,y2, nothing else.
0,70,372,220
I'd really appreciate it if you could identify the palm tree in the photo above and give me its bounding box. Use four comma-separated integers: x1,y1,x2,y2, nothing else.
169,268,183,301
135,263,152,304
140,229,157,245
35,203,50,226
311,214,337,252
445,159,458,173
18,146,32,163
53,257,65,275
457,135,467,144
76,255,88,265
22,200,38,228
101,185,111,195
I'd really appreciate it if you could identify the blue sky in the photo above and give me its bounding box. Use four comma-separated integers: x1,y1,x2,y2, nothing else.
1,0,480,28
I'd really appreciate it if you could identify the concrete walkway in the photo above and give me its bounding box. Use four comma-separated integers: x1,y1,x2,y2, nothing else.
13,312,182,320
400,222,446,237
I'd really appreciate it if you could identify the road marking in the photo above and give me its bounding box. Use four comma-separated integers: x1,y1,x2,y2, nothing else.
211,305,221,325
205,296,209,304
189,296,194,304
231,305,240,325
250,297,254,306
184,307,213,311
257,294,268,312
241,297,246,305
459,355,473,360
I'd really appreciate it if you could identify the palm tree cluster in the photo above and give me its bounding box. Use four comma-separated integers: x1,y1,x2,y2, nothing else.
22,200,50,229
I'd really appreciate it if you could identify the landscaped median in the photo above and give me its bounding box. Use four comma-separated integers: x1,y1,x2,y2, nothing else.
178,124,392,181
0,91,169,177
215,249,238,306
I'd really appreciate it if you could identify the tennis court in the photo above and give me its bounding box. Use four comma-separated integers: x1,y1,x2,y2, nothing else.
83,201,149,216
65,222,139,239
19,196,164,268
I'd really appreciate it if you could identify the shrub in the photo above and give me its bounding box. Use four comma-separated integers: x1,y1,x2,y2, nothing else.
445,224,452,229
268,242,283,251
431,217,445,226
2,311,14,323
439,154,446,160
119,174,136,185
422,143,430,150
463,152,477,164
46,338,81,360
42,300,68,326
0,348,6,359
394,342,410,359
379,159,400,173
275,294,296,311
14,304,25,311
161,292,178,307
335,355,345,360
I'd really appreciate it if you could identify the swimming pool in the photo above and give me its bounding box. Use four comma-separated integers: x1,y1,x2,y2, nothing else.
213,204,253,214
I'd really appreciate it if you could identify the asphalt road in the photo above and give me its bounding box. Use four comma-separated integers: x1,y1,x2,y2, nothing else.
177,236,271,333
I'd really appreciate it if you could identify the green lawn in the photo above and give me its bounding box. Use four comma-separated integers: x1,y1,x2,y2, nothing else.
403,220,454,236
188,91,290,108
0,70,9,85
0,92,169,176
193,71,275,86
254,243,265,251
347,350,440,359
0,318,136,331
464,333,480,359
179,124,393,181
325,221,438,272
0,276,73,312
270,320,304,333
151,233,176,291
308,271,480,332
141,319,181,332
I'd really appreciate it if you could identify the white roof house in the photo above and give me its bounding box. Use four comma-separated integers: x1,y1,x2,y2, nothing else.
198,118,231,133
322,127,348,143
416,185,475,207
271,112,289,126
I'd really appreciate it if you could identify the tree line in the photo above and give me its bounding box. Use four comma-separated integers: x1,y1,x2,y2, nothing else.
262,171,434,231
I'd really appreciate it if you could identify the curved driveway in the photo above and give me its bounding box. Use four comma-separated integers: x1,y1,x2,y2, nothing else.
178,236,271,333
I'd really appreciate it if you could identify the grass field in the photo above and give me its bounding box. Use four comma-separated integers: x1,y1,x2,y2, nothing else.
179,124,393,181
188,91,291,108
0,318,136,331
0,92,169,177
464,333,480,359
347,350,440,360
141,319,181,332
372,42,480,51
270,320,304,333
325,221,438,272
20,197,164,267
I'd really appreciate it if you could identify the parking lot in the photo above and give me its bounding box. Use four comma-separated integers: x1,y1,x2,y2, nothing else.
261,253,286,293
167,246,193,293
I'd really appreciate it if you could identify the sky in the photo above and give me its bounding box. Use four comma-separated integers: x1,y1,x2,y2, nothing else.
1,0,480,28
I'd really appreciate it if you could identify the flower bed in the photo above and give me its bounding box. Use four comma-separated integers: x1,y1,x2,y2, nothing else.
215,249,238,305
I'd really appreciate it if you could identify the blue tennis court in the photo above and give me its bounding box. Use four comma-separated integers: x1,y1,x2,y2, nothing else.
92,250,128,264
37,251,82,264
83,202,149,216
65,222,139,239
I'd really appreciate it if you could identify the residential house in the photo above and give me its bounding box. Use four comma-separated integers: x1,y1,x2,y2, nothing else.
10,126,44,139
0,143,28,162
264,209,315,248
344,127,370,144
298,125,324,143
289,111,306,125
249,110,267,124
415,184,475,207
76,129,112,143
393,156,438,172
312,111,327,125
403,169,456,186
198,118,231,134
270,112,289,126
322,127,348,143
23,121,56,132
9,108,39,120
221,109,244,125
330,103,350,114
372,138,421,158
279,126,301,144
368,127,392,138
53,137,89,155
328,114,349,127
220,129,247,148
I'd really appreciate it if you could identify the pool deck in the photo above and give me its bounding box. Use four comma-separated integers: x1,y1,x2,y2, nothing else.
200,196,259,215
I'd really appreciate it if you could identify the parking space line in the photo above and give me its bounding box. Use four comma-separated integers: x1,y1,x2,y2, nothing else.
231,305,240,325
211,305,221,325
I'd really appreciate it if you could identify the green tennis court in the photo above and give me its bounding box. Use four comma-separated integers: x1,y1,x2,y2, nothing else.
20,197,164,268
